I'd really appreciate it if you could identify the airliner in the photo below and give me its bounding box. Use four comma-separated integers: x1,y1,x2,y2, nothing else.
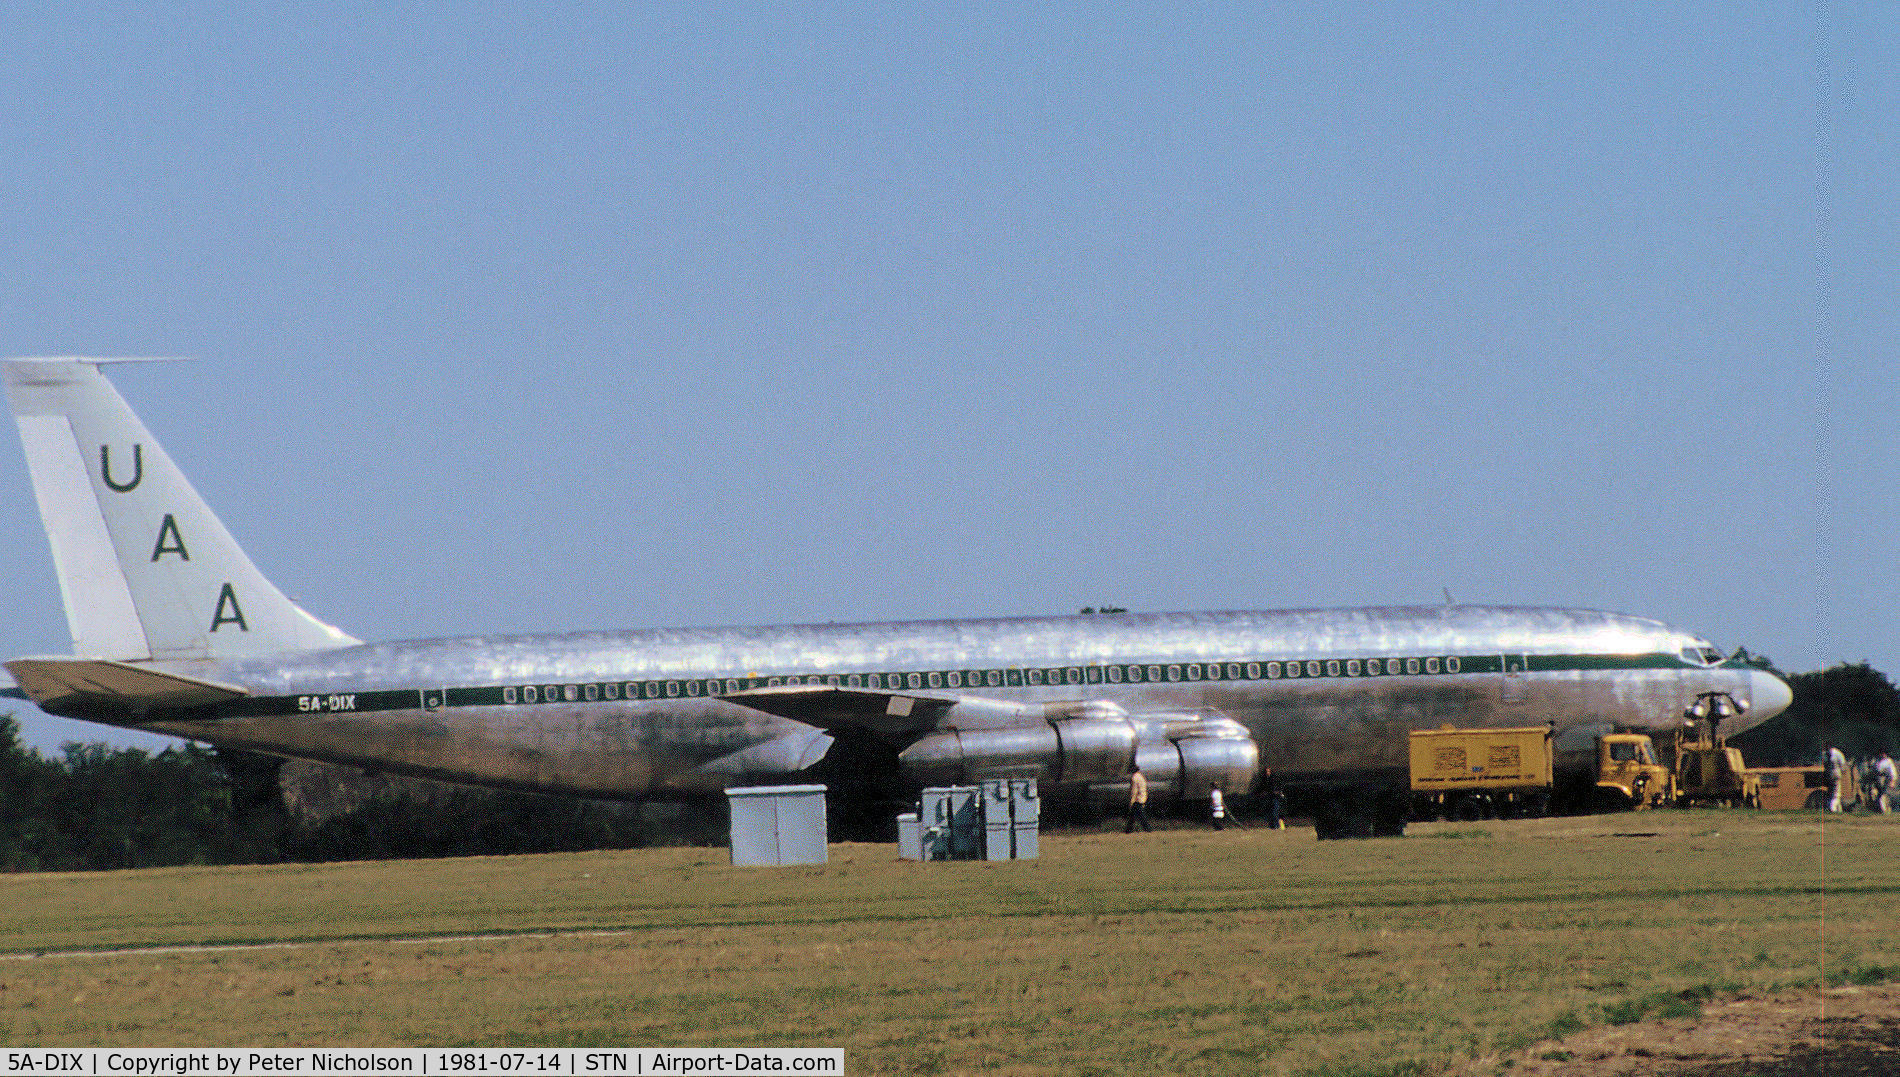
1,358,1791,836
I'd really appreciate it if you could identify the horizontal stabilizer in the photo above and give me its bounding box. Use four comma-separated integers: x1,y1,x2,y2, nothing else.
720,684,956,738
4,657,249,713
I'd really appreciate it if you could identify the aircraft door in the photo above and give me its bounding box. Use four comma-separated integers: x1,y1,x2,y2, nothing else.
1501,655,1529,704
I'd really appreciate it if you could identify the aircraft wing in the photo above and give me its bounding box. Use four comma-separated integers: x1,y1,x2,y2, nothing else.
4,657,250,712
719,684,960,738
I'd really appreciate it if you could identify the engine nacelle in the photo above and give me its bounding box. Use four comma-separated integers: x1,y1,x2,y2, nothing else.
1124,712,1260,803
1174,734,1260,801
897,712,1138,788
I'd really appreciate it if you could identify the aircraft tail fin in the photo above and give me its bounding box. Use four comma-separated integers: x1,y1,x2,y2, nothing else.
3,358,359,661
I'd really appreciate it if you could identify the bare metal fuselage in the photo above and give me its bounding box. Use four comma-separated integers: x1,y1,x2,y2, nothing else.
52,604,1788,806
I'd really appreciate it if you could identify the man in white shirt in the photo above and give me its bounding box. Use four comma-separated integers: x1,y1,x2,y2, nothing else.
1824,745,1848,812
1874,752,1898,814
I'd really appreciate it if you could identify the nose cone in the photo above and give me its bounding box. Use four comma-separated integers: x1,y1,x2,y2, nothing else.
1742,668,1794,730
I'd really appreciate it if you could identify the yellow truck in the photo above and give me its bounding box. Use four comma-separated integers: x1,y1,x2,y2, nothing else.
1409,726,1554,821
1410,725,1677,819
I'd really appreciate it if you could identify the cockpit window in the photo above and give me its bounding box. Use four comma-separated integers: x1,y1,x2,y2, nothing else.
1610,742,1638,762
1680,645,1725,666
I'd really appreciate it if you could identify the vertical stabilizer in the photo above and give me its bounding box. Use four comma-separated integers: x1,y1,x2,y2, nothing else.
4,358,359,660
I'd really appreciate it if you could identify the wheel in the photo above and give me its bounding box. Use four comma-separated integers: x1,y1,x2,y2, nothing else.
1521,792,1550,819
1804,790,1829,811
1450,797,1483,823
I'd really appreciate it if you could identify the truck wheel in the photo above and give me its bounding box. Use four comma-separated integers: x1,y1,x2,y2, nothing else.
1450,798,1483,823
1804,790,1829,811
1522,792,1550,819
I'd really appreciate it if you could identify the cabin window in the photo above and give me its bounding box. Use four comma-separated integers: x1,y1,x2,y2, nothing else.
1347,660,1362,676
604,684,619,700
1247,663,1261,679
992,670,1006,686
868,674,881,688
1326,661,1340,677
1267,662,1282,678
1107,665,1123,683
948,671,961,687
1147,665,1163,682
1447,657,1461,673
927,672,942,688
686,680,700,696
584,684,599,701
505,687,520,704
1405,659,1420,674
848,674,862,688
1028,669,1044,685
1063,668,1079,684
1086,666,1102,684
1186,664,1202,681
1426,658,1441,674
665,681,680,697
1226,663,1241,679
1164,665,1179,681
907,673,922,689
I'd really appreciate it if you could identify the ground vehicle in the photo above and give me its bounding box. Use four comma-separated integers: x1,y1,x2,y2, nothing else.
1409,726,1553,820
1746,766,1827,810
1659,723,1761,808
1587,732,1676,811
1408,726,1675,818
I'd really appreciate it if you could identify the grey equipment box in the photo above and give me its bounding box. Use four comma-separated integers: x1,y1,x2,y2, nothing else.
726,784,828,867
982,780,1014,860
912,781,1038,862
979,778,1041,860
919,785,982,860
896,812,922,861
1009,777,1040,860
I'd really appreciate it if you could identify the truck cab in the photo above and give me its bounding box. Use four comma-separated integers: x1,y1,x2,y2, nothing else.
1596,734,1674,810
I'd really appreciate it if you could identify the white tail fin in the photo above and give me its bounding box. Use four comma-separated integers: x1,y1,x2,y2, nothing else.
4,358,359,660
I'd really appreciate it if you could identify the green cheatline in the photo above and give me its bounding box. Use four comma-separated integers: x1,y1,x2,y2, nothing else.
214,650,1688,718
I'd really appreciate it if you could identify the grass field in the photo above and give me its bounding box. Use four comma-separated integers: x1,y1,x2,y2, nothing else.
2,811,1896,1076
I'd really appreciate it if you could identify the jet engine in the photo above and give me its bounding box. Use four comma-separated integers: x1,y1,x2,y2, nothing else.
897,711,1138,787
1130,713,1261,802
895,699,1259,802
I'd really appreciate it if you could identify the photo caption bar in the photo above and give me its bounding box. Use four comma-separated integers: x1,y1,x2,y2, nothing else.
0,1049,843,1077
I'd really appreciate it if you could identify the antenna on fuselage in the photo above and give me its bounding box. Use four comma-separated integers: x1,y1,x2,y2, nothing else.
1442,588,1455,606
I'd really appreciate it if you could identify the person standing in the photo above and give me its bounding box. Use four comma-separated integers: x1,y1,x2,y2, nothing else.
1824,744,1848,812
1874,751,1898,814
1124,767,1152,833
1209,783,1226,830
1262,767,1285,830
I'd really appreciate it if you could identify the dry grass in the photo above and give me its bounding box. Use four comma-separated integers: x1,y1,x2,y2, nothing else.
1,811,1895,1076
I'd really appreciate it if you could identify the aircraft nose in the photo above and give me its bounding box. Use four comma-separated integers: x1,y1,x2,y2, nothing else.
1748,668,1793,721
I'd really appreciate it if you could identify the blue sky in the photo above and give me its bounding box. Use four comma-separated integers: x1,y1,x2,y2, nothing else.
2,4,1892,752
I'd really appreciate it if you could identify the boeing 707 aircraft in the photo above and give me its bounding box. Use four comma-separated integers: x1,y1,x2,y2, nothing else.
2,358,1792,836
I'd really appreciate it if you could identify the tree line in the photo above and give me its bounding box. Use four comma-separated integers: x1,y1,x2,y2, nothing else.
0,715,672,872
2,660,1896,871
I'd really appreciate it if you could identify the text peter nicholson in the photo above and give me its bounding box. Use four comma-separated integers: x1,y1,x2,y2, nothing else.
3,1048,845,1076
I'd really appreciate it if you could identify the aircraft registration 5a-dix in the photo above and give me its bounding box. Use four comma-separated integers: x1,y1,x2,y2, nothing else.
2,358,1793,837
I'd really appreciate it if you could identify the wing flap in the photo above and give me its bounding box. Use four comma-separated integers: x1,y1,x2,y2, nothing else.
719,684,956,737
4,657,249,712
